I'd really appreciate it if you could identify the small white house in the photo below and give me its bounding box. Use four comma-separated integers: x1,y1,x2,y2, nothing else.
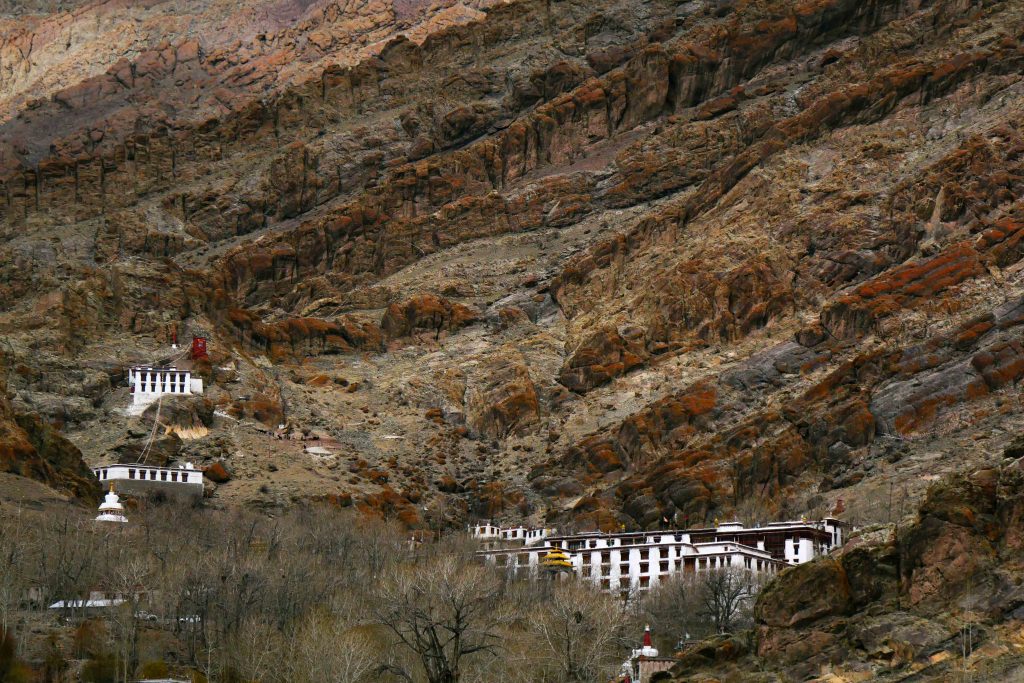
92,463,204,500
127,366,203,414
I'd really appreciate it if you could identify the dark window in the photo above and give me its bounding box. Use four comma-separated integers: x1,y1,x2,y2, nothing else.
128,469,135,479
660,561,669,572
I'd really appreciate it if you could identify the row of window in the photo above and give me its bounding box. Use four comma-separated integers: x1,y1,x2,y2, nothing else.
133,377,190,393
96,468,195,483
494,553,775,576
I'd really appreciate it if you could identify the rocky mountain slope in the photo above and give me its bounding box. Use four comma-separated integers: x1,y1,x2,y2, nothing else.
667,462,1024,681
0,374,98,502
0,0,1022,533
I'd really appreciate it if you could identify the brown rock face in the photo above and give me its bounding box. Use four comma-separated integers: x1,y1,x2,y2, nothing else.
559,325,648,393
727,467,1024,681
0,375,98,501
381,293,477,341
1,0,1024,557
225,309,383,361
465,352,540,440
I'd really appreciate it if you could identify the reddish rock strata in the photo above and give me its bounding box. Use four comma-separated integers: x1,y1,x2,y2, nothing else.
0,0,1023,543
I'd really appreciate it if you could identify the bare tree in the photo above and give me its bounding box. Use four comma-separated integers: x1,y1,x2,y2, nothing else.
0,514,29,637
34,514,103,621
375,554,502,683
226,616,285,683
642,573,703,648
103,554,152,683
285,613,377,683
531,580,632,682
698,568,757,634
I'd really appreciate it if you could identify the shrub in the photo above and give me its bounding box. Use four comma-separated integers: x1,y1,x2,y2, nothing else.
2,662,32,683
0,630,15,679
81,653,116,683
140,660,169,679
42,633,68,683
73,620,107,658
0,629,31,683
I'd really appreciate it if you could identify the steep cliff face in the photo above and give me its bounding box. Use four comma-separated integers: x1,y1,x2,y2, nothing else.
0,0,1022,532
666,463,1024,681
0,374,99,501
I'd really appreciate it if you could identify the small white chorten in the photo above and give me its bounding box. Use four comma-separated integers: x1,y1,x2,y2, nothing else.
96,484,128,524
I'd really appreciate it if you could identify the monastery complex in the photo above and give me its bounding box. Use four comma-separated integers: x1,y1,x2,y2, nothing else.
471,518,844,594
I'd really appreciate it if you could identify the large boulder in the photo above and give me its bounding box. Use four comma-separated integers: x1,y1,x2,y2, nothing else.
755,556,852,630
203,461,232,484
141,395,215,438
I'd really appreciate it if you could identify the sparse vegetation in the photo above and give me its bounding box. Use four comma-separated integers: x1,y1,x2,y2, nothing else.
0,504,660,683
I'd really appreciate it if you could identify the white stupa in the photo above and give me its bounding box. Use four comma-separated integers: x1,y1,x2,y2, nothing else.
96,484,128,524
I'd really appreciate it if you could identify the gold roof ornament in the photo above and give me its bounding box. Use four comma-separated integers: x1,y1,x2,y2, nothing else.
541,547,573,571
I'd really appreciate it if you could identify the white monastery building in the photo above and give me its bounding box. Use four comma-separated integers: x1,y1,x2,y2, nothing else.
128,365,203,414
473,518,844,594
469,524,556,548
92,463,204,500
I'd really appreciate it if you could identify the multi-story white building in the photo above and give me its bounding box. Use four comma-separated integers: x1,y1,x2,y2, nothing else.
127,366,203,414
473,518,844,594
